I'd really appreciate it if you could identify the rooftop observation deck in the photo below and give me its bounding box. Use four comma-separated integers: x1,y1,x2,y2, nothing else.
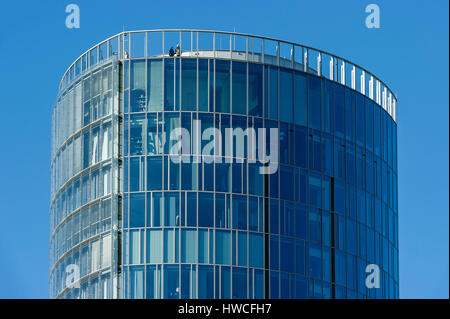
57,29,397,122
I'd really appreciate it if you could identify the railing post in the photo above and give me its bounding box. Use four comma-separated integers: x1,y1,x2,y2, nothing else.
304,49,308,72
361,71,366,95
340,61,345,85
317,53,322,76
329,57,334,81
351,66,356,89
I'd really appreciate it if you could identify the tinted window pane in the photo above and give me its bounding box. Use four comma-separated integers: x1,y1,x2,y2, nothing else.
308,76,321,129
269,66,278,119
164,59,174,110
129,193,145,227
334,84,345,137
294,73,307,126
147,156,162,190
280,69,293,123
215,60,230,113
248,63,262,116
181,58,196,111
198,59,209,112
198,192,214,227
232,61,246,114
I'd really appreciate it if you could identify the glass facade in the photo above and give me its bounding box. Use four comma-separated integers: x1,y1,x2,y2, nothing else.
50,30,398,299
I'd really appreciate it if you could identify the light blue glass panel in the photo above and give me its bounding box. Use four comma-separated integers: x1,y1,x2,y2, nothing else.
198,229,208,263
181,229,197,263
146,229,162,263
147,59,163,111
237,232,247,267
164,192,179,226
249,233,263,268
130,266,144,299
215,230,231,265
130,60,146,112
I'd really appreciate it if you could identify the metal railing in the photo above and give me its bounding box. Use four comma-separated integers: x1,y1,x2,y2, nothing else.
57,29,397,122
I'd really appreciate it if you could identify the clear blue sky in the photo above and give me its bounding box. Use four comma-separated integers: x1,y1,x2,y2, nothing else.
0,0,447,299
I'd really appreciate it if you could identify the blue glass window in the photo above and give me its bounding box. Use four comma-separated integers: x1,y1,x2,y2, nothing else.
215,60,230,113
164,59,174,110
334,85,345,137
130,60,146,112
146,229,162,263
294,72,307,126
198,192,214,227
130,114,145,155
308,75,321,129
270,235,279,270
248,63,262,116
334,179,345,215
237,232,247,266
215,230,231,265
309,244,322,279
198,59,209,112
147,156,162,190
215,162,231,192
345,89,355,141
280,69,293,123
270,271,279,298
146,265,156,299
232,61,247,114
280,237,295,273
198,265,214,298
295,125,307,168
249,196,258,231
129,193,145,227
356,94,365,146
146,59,163,111
164,192,179,226
249,233,263,268
269,66,278,119
232,267,247,299
280,165,294,201
163,265,179,299
215,193,229,228
129,266,144,299
232,195,247,230
366,100,374,152
181,58,197,111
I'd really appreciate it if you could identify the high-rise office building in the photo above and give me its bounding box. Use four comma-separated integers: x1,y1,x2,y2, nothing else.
50,30,398,299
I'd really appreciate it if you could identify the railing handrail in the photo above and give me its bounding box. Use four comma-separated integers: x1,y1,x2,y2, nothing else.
56,29,397,122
